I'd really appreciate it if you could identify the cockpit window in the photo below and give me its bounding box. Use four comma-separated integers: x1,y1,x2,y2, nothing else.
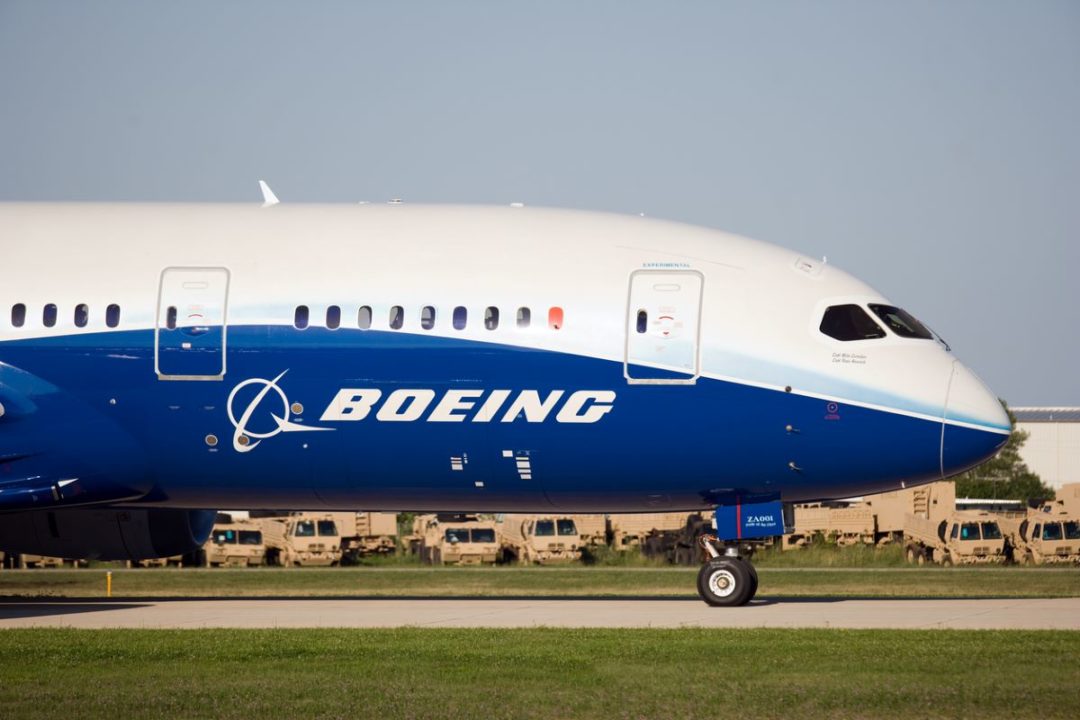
868,304,934,340
820,305,886,341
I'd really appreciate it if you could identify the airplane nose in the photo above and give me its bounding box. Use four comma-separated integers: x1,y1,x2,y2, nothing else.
940,360,1011,477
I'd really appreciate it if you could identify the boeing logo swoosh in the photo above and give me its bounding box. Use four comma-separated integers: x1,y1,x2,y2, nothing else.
226,370,332,453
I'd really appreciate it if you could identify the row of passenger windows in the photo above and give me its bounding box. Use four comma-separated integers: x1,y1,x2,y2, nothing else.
294,305,565,332
819,303,934,342
9,303,122,329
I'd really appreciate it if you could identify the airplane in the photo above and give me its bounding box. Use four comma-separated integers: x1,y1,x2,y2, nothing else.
0,192,1010,605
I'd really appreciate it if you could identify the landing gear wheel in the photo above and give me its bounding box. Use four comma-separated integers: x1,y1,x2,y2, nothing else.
697,559,754,607
744,559,759,599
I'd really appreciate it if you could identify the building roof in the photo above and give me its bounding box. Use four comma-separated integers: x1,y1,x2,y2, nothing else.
1012,407,1080,423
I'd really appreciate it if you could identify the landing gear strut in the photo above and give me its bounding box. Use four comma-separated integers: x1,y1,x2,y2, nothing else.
696,535,758,607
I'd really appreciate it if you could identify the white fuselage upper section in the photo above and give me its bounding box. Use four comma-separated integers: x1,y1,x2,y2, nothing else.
0,202,1006,434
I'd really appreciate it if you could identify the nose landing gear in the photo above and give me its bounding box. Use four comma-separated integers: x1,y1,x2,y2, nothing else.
696,535,758,607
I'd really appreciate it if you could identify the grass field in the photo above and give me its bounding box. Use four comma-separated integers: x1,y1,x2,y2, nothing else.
1,565,1077,599
0,628,1077,719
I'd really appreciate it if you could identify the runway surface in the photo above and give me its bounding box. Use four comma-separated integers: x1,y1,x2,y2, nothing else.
2,597,1078,629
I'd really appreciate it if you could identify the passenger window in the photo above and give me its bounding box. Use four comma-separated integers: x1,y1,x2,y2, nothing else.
453,306,467,330
868,304,933,340
294,305,309,329
484,306,499,330
421,306,436,330
106,304,121,328
74,304,89,328
389,305,404,330
166,306,178,330
43,303,57,328
950,524,959,540
326,305,341,330
1043,523,1063,541
11,303,26,328
636,309,647,333
516,307,531,328
357,306,372,330
317,520,338,537
819,305,885,341
549,306,563,330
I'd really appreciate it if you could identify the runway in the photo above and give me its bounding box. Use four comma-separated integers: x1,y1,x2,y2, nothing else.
2,597,1078,630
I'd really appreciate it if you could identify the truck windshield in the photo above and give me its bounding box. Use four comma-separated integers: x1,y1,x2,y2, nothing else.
317,520,338,537
214,530,237,544
444,528,470,543
557,519,578,536
239,531,263,545
980,522,1002,540
294,521,316,537
471,528,496,543
1042,523,1063,541
959,523,981,540
1065,521,1080,540
534,520,556,536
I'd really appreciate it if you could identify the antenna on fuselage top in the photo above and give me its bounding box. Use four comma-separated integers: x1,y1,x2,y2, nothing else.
258,180,280,207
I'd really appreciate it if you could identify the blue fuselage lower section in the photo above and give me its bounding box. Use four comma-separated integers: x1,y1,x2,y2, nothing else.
0,327,1002,512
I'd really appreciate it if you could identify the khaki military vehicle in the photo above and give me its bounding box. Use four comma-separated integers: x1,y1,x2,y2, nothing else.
904,511,1007,565
333,512,399,562
865,480,956,543
999,509,1080,565
204,520,267,567
262,513,343,567
572,514,608,548
1048,483,1080,515
17,554,66,569
414,514,499,565
608,512,689,549
500,515,582,564
782,503,875,549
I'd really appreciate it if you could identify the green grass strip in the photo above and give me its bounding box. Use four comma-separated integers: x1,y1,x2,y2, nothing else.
0,628,1077,719
2,566,1077,599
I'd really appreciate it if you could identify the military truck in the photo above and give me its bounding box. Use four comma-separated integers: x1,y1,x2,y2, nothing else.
414,514,500,565
782,503,876,549
262,513,344,567
204,519,267,567
17,554,66,569
904,511,1007,565
999,509,1080,565
864,480,956,544
572,514,609,548
334,512,399,563
500,515,582,564
1047,483,1080,515
608,512,689,549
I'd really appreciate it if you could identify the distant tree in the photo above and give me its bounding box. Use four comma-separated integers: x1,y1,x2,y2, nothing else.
953,402,1054,503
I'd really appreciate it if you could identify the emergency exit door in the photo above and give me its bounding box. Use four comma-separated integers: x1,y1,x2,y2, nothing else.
624,269,703,384
155,267,230,380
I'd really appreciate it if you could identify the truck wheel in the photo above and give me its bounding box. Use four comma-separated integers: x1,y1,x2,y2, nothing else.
942,555,952,568
697,559,754,607
916,551,926,567
905,546,917,564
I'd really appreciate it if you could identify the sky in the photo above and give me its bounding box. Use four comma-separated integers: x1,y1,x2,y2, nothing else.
0,1,1077,405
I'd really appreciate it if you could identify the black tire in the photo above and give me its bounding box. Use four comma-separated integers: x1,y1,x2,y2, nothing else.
745,559,759,598
697,559,754,607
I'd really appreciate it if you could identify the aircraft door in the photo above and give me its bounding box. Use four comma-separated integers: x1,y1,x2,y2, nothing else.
155,267,230,380
624,269,703,384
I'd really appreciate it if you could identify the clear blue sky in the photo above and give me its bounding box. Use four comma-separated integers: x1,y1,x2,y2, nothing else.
1,1,1077,405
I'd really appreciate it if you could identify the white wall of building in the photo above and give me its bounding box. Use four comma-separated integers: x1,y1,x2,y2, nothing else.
1014,410,1080,491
